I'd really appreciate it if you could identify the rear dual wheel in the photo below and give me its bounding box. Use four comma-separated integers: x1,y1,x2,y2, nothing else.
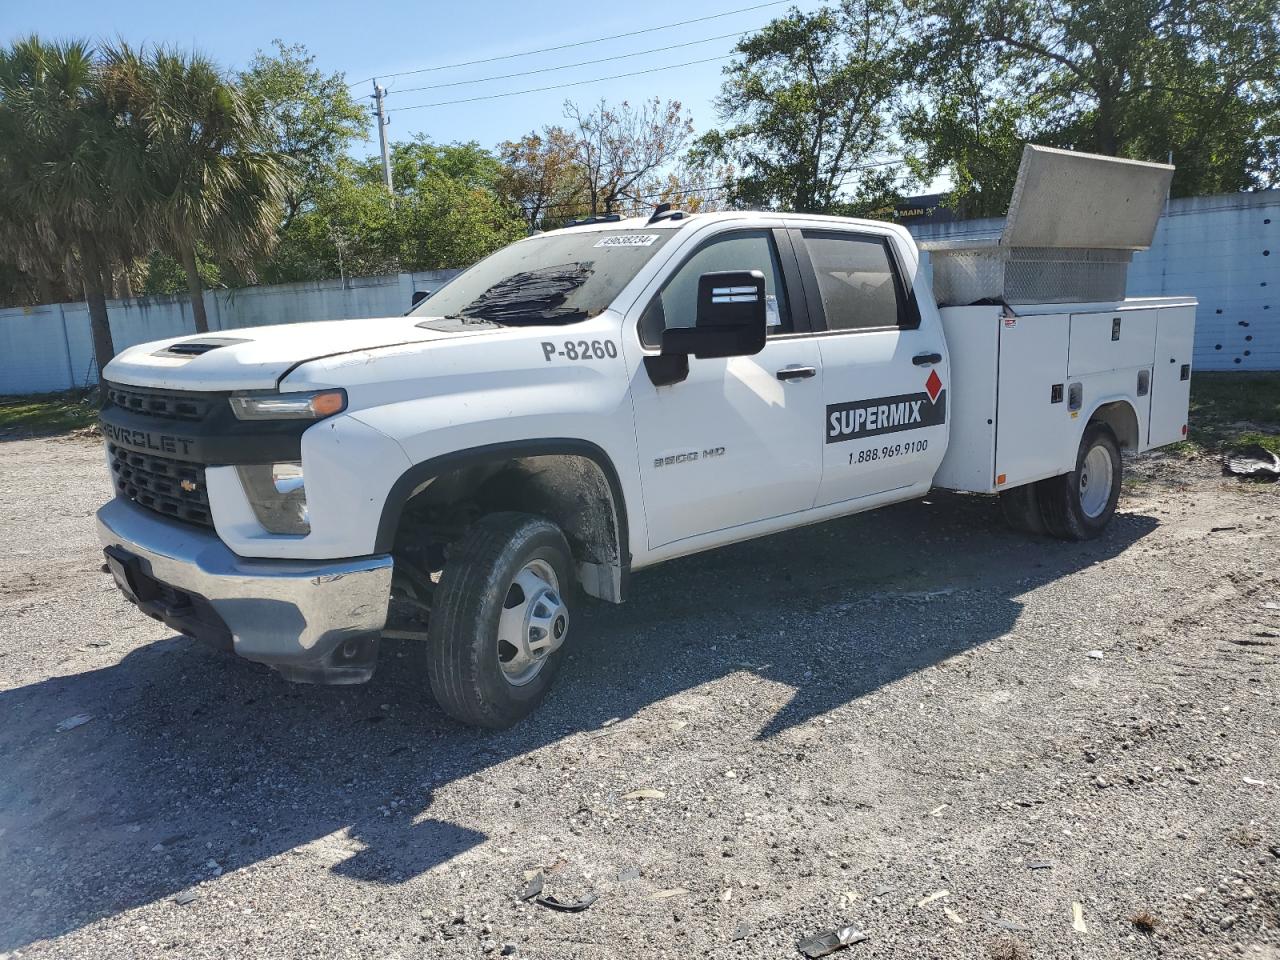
1000,423,1122,541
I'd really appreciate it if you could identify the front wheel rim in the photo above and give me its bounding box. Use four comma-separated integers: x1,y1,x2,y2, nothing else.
496,559,568,686
1078,444,1114,519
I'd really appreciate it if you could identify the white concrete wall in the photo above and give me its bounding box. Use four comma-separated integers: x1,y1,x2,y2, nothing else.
908,189,1280,371
0,270,459,395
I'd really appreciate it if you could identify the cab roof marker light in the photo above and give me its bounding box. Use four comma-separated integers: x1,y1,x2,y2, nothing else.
229,389,347,421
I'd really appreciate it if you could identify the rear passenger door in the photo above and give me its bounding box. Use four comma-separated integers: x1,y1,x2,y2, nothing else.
793,228,950,507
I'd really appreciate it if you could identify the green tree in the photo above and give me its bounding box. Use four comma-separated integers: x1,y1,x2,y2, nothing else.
910,0,1280,197
139,249,221,296
386,137,507,195
692,1,914,215
496,127,586,229
381,139,525,270
265,140,525,283
899,36,1041,217
109,44,291,332
0,36,138,368
238,40,368,228
565,97,694,216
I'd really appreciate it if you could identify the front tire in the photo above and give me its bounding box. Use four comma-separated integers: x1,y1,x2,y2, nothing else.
1037,423,1122,541
426,512,575,728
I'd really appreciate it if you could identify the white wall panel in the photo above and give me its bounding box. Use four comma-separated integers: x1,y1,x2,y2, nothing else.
0,270,460,395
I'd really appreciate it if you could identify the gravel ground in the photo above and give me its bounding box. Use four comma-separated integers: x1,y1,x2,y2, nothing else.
1,435,1277,960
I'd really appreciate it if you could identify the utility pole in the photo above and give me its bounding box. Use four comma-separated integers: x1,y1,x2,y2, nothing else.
372,79,393,195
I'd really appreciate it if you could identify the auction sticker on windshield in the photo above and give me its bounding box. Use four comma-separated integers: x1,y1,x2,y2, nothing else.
594,234,659,248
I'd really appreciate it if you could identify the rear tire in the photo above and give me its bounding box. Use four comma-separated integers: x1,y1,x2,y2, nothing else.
426,512,575,729
999,482,1048,536
1037,423,1122,541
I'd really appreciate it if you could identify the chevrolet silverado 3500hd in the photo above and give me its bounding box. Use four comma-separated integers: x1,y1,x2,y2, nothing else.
97,146,1196,727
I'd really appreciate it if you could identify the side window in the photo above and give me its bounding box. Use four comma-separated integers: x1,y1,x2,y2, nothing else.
802,233,913,332
639,231,791,347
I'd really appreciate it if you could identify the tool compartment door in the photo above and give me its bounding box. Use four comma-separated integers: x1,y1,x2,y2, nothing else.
932,306,999,493
1067,309,1158,377
995,313,1072,487
1147,304,1195,449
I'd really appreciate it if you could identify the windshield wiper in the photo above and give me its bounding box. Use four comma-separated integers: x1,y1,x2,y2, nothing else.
459,262,594,326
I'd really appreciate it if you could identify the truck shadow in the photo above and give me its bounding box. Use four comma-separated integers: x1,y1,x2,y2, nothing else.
0,492,1157,950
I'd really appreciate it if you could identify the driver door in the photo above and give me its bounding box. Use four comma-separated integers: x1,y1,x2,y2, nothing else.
627,228,823,549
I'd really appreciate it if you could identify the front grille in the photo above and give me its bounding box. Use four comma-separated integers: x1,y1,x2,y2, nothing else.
108,444,213,527
105,384,216,422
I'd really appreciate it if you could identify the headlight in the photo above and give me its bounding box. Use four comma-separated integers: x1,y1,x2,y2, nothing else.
229,389,346,421
236,462,310,535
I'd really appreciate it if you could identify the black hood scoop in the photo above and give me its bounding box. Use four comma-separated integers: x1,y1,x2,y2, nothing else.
155,337,250,358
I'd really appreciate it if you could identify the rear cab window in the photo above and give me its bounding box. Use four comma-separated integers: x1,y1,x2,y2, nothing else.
799,231,920,332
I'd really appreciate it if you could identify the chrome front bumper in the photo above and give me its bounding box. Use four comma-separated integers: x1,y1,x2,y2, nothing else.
96,498,393,683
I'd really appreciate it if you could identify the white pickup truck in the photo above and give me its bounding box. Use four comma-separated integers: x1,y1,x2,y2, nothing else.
96,146,1195,727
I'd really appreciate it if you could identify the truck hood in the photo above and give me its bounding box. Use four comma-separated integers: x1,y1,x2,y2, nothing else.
102,315,493,391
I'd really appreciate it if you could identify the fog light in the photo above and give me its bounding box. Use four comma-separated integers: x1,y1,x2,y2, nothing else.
237,462,310,534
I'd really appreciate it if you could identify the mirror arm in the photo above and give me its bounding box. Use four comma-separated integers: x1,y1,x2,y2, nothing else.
643,352,690,387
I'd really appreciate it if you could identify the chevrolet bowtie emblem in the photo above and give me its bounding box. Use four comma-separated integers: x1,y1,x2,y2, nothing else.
180,479,199,493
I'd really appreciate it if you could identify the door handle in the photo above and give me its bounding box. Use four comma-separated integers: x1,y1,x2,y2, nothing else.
776,365,817,382
912,352,942,366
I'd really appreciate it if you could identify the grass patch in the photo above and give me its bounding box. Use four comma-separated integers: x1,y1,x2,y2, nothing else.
0,389,100,436
1181,372,1280,456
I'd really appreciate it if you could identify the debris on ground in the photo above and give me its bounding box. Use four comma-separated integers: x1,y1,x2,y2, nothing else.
944,906,966,925
54,714,93,733
1071,901,1089,934
732,921,751,941
1224,444,1280,480
1027,861,1053,871
173,890,198,906
647,888,688,901
617,866,640,883
796,924,869,957
518,872,544,901
1129,909,1160,933
622,788,665,800
533,892,599,913
916,889,949,908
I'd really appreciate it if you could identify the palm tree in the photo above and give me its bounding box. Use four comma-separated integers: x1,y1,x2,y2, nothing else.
107,46,291,333
0,37,141,371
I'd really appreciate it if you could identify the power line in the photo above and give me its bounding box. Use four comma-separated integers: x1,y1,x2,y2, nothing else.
350,0,791,86
395,55,735,111
392,30,753,95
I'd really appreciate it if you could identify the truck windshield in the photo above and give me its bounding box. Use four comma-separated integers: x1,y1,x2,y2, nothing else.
411,229,674,325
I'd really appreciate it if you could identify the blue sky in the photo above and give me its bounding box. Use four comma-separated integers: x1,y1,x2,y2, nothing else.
4,0,824,158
